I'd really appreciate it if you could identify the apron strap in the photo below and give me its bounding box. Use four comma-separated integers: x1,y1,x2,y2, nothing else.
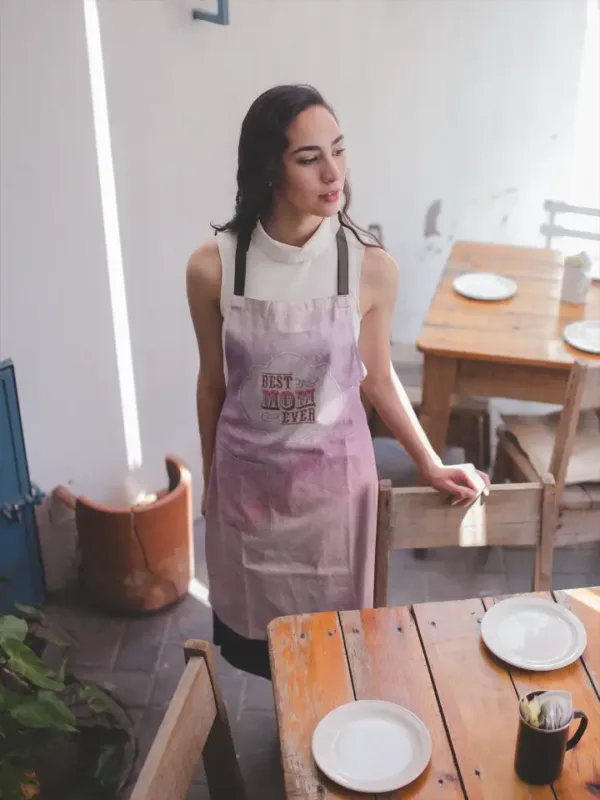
233,231,250,297
336,225,349,296
233,223,349,297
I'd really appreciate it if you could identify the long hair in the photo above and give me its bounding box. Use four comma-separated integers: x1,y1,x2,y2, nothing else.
212,85,382,249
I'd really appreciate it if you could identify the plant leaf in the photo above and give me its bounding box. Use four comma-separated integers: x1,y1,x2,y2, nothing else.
3,639,65,691
14,603,45,623
37,690,77,726
57,656,68,684
32,627,68,648
0,759,33,800
0,615,28,643
21,772,40,800
94,743,122,788
0,684,23,712
10,693,77,732
78,684,111,715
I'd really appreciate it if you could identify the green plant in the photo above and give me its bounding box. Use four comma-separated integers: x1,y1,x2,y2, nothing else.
0,605,131,800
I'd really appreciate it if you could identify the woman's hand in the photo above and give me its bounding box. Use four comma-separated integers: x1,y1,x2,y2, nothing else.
421,463,490,506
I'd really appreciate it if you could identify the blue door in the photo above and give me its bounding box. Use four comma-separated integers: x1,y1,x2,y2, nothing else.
0,359,46,612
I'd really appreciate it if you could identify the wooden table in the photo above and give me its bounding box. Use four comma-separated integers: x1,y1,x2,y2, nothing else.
268,588,600,798
416,242,600,459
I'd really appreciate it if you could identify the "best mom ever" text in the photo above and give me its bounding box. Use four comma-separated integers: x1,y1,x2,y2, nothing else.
260,372,316,425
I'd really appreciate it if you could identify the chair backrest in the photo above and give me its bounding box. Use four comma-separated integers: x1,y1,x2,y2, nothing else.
130,640,245,800
374,477,556,605
540,200,600,250
548,361,600,496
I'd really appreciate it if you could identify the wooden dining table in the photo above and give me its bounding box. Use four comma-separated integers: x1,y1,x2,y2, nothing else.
416,242,600,460
268,588,600,799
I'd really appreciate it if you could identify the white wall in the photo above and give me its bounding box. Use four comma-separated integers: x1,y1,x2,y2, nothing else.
0,0,588,516
0,0,130,503
99,0,587,336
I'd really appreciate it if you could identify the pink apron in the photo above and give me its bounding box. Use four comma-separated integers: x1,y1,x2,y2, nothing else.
205,225,378,640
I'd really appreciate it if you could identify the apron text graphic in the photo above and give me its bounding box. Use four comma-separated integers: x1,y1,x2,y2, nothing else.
260,372,316,425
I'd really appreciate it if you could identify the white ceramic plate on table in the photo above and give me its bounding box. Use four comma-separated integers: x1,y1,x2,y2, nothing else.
311,700,432,793
563,320,600,355
453,272,517,301
481,597,587,671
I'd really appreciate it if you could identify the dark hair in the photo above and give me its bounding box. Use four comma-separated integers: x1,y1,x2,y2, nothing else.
212,84,382,249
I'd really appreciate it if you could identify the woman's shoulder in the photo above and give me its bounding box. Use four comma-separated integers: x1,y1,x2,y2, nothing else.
359,245,399,309
187,238,221,272
186,239,223,303
362,245,398,280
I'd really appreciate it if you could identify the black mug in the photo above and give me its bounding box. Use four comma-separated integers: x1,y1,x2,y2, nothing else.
515,690,588,785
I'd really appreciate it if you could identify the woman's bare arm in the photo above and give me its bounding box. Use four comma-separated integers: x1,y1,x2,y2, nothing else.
359,248,442,476
359,247,488,502
186,242,226,508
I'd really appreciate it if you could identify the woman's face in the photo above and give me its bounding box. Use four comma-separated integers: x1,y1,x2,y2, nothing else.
276,105,347,219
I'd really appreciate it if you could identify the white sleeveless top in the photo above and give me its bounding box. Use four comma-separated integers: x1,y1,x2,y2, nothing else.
217,218,364,370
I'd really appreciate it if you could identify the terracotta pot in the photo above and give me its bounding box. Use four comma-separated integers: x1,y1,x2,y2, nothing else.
55,455,193,613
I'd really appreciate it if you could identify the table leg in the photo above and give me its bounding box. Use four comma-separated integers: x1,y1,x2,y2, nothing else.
419,354,458,459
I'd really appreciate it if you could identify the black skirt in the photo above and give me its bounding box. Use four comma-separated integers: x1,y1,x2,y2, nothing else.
213,613,271,680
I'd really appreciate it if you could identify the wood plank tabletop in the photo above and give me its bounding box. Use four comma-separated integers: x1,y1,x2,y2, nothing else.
416,242,600,368
268,588,600,799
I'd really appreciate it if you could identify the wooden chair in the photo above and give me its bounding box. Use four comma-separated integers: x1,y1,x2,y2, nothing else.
492,361,600,580
130,640,246,800
374,477,556,606
540,200,600,253
363,343,491,470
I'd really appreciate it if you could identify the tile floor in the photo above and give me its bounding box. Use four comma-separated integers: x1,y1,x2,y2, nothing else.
44,521,600,800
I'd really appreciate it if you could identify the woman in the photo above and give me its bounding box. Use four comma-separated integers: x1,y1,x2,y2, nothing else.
187,85,489,679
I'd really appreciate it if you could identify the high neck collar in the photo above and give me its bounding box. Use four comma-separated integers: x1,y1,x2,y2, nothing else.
252,216,339,265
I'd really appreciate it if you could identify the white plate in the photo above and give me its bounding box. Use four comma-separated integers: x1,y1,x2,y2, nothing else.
311,700,431,793
453,272,517,301
563,320,600,355
481,597,587,671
